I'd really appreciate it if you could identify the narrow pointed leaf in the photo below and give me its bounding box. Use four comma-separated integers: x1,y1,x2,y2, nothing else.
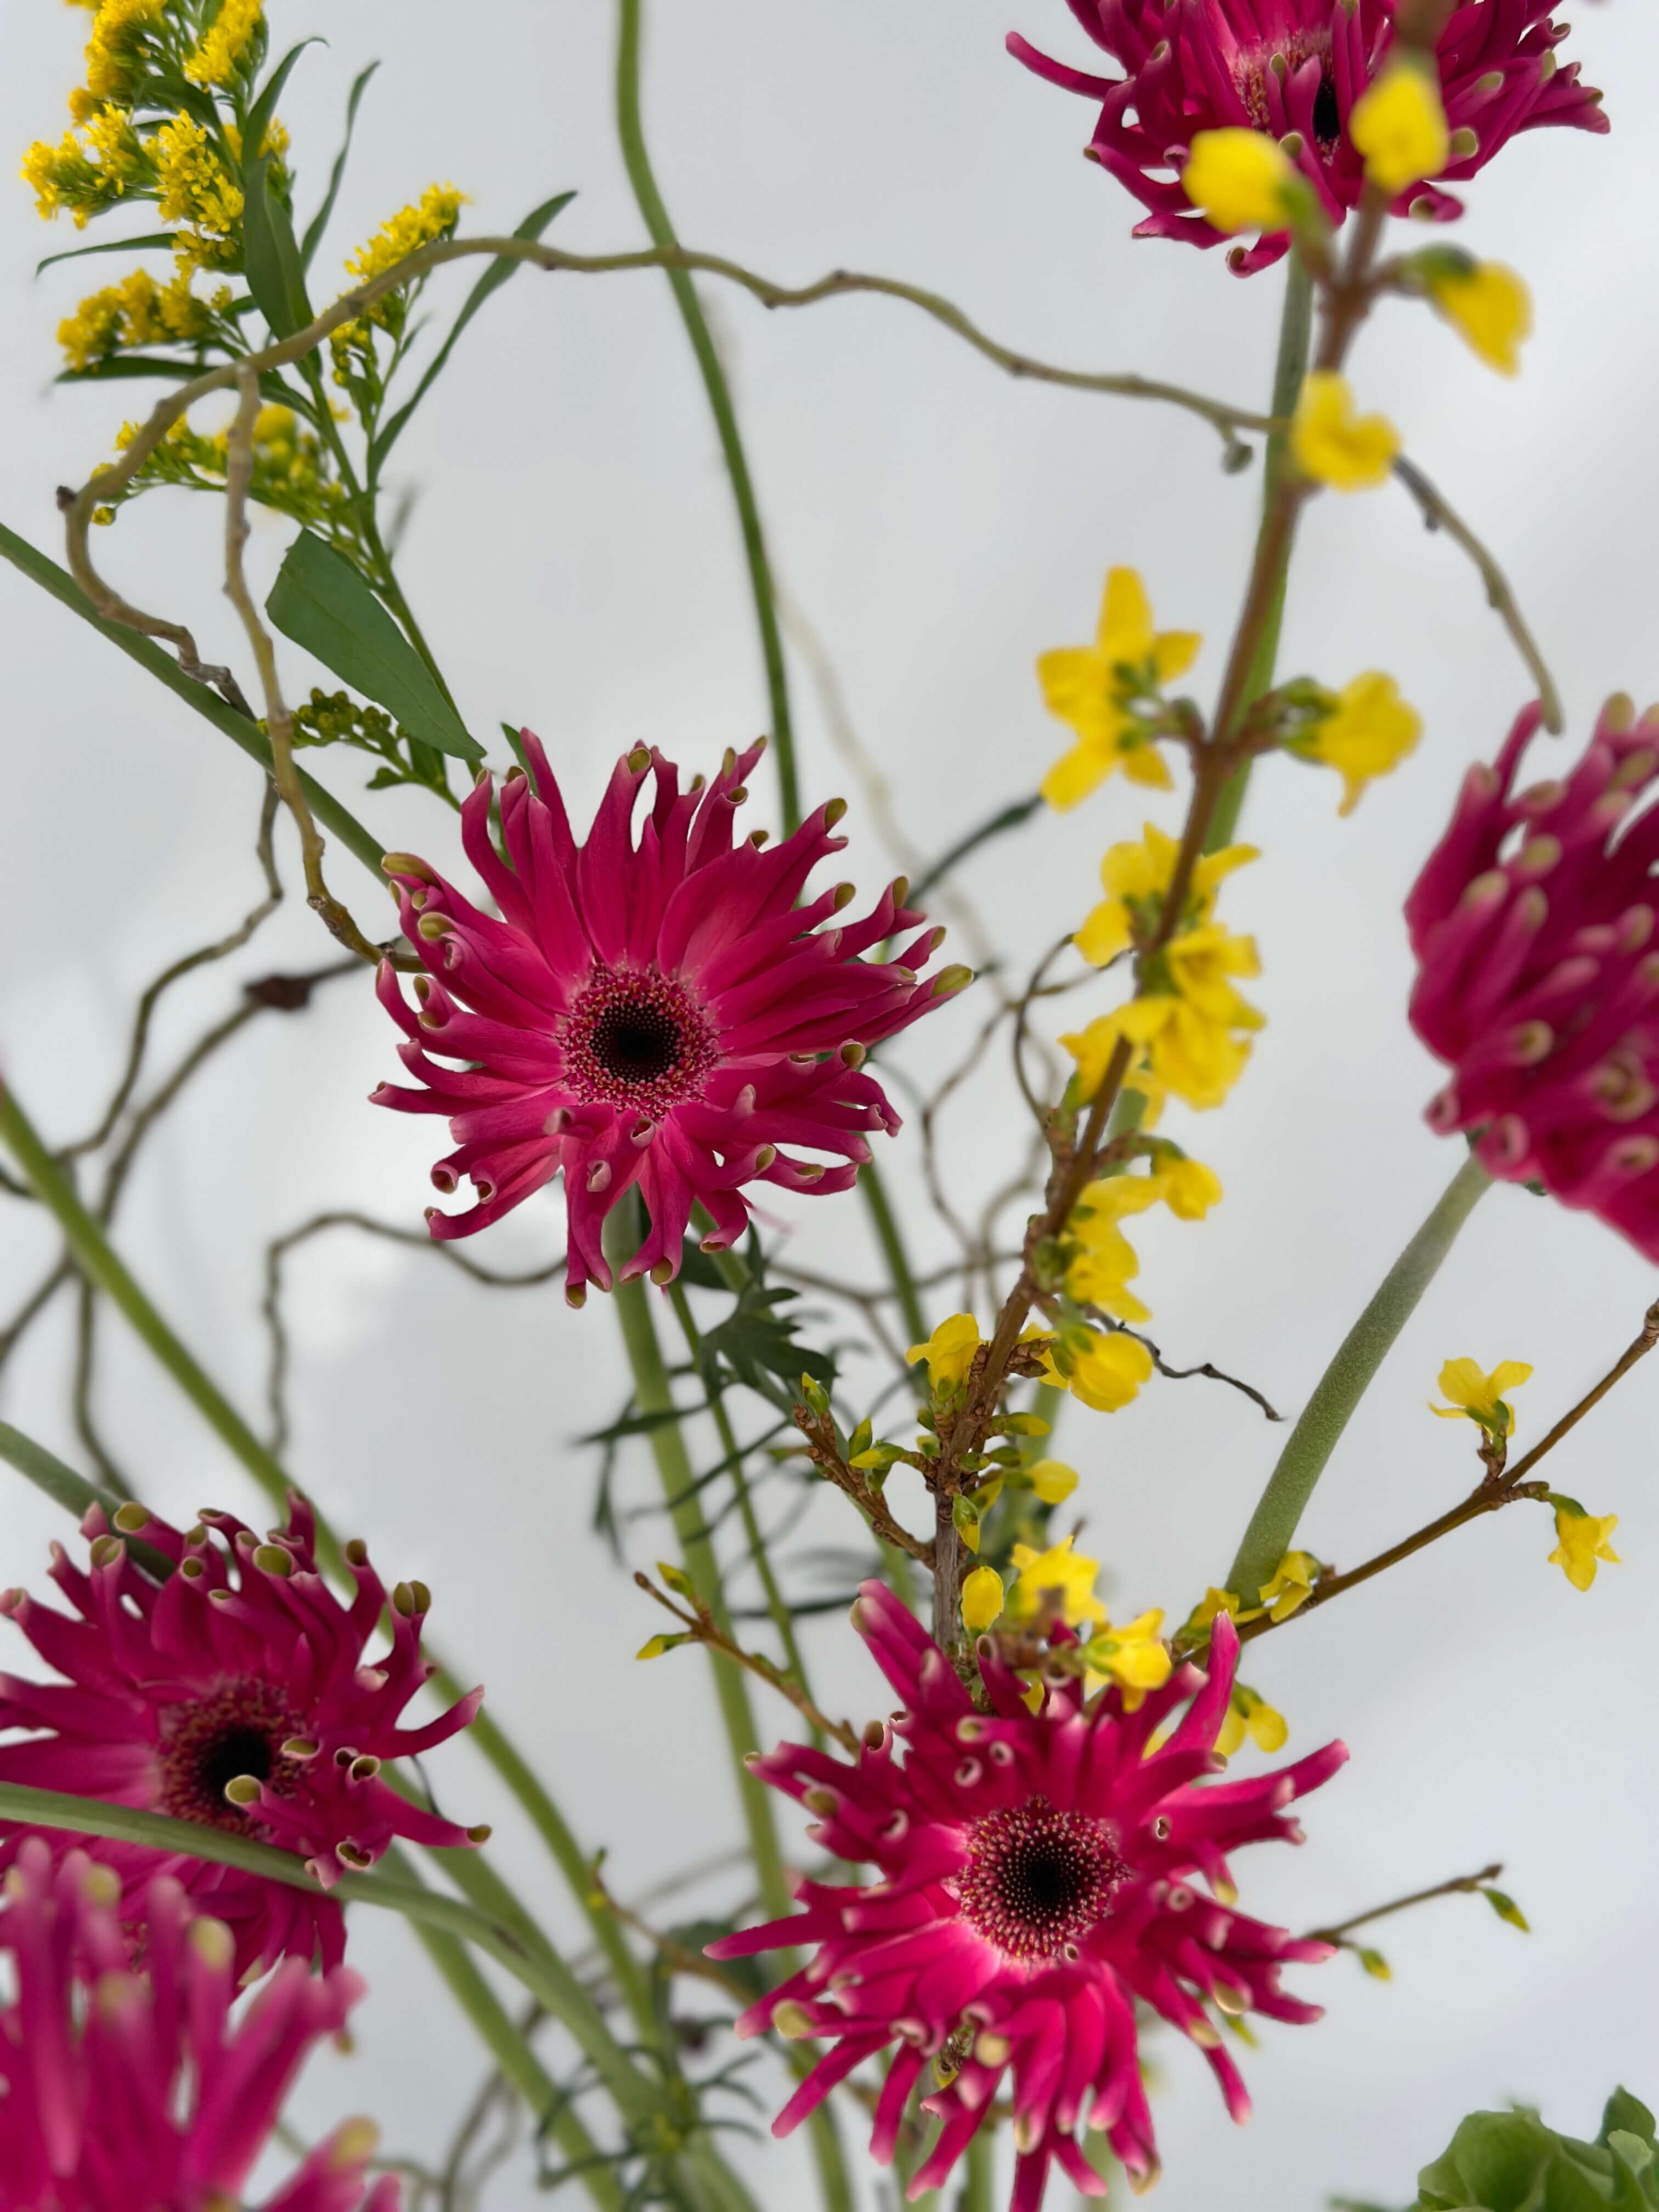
36,231,178,276
301,59,381,269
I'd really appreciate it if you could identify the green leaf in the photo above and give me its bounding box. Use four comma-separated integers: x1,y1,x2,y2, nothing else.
369,190,575,476
57,354,203,385
241,153,313,340
1603,2096,1658,2154
36,230,179,276
301,59,380,270
266,531,480,761
243,37,322,164
1357,1946,1392,1980
1481,1886,1531,1933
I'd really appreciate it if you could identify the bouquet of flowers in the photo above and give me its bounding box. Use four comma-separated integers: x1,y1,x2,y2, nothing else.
1,2,1650,2207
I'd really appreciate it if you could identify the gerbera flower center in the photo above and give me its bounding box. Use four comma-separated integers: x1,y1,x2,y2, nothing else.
156,1680,298,1835
561,967,720,1118
1234,32,1340,151
957,1797,1127,1961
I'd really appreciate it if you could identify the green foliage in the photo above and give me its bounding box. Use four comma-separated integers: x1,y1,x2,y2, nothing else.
1411,2092,1659,2210
266,530,480,761
695,1274,835,1398
290,687,453,802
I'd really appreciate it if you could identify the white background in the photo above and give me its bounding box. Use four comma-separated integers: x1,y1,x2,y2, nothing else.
2,4,1656,2207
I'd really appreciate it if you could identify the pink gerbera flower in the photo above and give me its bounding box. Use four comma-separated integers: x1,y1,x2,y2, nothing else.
372,736,963,1299
1008,2,1607,274
0,1497,484,1980
709,1584,1346,2208
1407,698,1659,1260
0,1838,398,2212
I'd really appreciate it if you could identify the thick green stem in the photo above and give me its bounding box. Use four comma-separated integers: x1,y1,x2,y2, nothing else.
962,2134,995,2211
1226,1153,1493,1602
1205,253,1313,852
614,0,800,833
860,1158,928,1351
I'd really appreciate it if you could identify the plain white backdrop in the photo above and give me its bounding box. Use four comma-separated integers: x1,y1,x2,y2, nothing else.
2,3,1656,2206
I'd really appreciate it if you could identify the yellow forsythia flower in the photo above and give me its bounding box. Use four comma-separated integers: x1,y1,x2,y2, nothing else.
1547,1502,1621,1593
1431,1357,1532,1435
1258,1550,1319,1622
1066,1215,1150,1324
1181,128,1298,234
1156,1153,1223,1220
1350,62,1449,196
1075,822,1257,968
1217,1684,1288,1756
1081,1610,1173,1703
1037,568,1199,810
1425,258,1533,376
1007,1534,1107,1628
961,1565,1006,1633
1291,371,1401,492
906,1313,980,1395
1026,1459,1079,1506
1043,1329,1154,1414
1303,672,1423,814
185,0,263,88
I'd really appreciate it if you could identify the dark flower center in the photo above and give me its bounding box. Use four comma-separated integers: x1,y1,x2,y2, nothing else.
1234,31,1342,155
561,968,720,1118
957,1797,1127,1961
156,1680,298,1835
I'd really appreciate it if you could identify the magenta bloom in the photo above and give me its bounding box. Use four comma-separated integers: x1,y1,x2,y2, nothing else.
1008,2,1607,274
1408,699,1659,1260
709,1585,1346,2208
372,736,960,1297
0,1839,398,2212
0,1497,483,1980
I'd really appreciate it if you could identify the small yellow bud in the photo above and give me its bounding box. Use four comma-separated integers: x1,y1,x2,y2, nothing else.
1026,1458,1079,1506
961,1566,1005,1633
1182,129,1298,235
1350,63,1450,195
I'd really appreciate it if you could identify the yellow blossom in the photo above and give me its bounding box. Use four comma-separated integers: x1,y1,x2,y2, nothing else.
84,0,166,101
1037,568,1199,811
1425,258,1533,377
1184,1586,1265,1636
1258,1550,1319,1622
1075,822,1257,968
1007,1534,1107,1629
1026,1459,1078,1506
55,266,215,372
1080,1609,1173,1703
1217,1684,1288,1756
961,1565,1005,1633
1349,62,1449,196
1181,128,1299,235
1156,1153,1223,1220
1291,371,1401,493
185,0,263,87
906,1313,980,1395
1431,1357,1532,1435
1301,672,1423,814
1042,1329,1154,1414
1547,1501,1621,1593
147,112,244,235
1066,1217,1150,1324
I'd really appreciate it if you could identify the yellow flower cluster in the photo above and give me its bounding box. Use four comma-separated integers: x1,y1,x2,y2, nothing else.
185,0,263,88
57,264,222,372
1036,568,1199,809
149,110,244,234
83,0,166,103
109,404,346,533
1062,824,1263,1118
1064,1153,1222,1324
961,1539,1172,1703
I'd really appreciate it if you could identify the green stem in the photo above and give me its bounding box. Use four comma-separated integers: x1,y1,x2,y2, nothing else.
0,517,386,878
1226,1153,1493,1602
0,1082,660,2063
666,1282,821,1747
859,1158,927,1350
1205,253,1313,852
961,2133,995,2212
614,0,800,833
606,1227,857,2212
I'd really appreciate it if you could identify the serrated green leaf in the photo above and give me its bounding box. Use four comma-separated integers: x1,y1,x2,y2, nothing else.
266,531,480,760
37,230,179,276
369,189,575,476
1482,1886,1531,1933
300,59,380,270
